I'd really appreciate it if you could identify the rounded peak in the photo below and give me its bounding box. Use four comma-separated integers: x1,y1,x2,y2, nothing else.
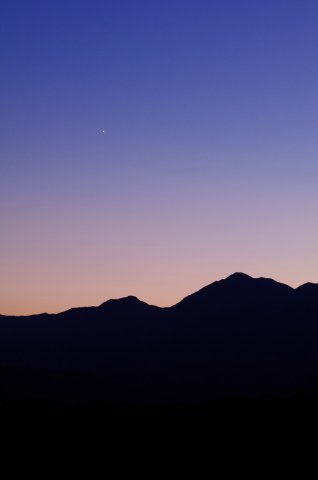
223,273,293,294
225,272,253,282
296,282,318,292
118,295,142,303
119,295,139,300
98,295,146,309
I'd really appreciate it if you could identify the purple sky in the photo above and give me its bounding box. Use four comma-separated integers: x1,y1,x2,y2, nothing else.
1,0,318,314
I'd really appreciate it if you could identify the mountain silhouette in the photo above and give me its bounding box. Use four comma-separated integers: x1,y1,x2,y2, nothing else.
2,272,318,403
173,271,293,316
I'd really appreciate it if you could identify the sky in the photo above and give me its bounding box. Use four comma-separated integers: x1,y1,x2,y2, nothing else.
1,0,318,315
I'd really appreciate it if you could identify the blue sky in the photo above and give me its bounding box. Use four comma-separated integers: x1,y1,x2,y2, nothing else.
1,1,318,314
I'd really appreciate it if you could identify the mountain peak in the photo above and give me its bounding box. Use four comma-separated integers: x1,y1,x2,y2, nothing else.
296,282,318,294
99,295,143,308
175,271,293,309
224,272,293,289
225,272,253,282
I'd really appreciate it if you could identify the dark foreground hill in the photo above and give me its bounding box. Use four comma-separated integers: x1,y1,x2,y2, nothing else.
2,272,318,478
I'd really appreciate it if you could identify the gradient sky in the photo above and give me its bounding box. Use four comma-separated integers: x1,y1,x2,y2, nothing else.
1,0,318,315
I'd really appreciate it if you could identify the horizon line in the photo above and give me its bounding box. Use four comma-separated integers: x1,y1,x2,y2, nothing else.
2,271,317,318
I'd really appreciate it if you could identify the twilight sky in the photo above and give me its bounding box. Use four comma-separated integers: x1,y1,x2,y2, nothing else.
1,0,318,315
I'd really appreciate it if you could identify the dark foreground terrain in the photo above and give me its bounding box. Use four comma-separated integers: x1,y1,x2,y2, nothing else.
2,395,318,479
2,273,318,477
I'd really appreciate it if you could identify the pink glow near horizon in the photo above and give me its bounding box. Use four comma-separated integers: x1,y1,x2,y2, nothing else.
2,172,318,315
